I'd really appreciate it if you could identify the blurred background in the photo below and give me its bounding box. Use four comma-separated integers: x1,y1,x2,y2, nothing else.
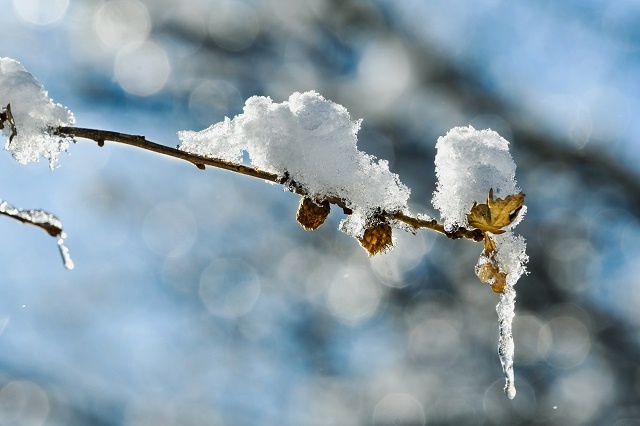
1,0,640,424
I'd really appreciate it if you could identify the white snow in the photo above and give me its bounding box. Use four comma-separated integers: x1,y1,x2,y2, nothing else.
178,91,410,238
57,232,75,270
0,57,75,168
432,126,519,232
491,232,528,285
432,125,527,399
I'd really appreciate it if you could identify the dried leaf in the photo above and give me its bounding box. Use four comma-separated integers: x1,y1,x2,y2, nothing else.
476,234,507,293
467,189,525,234
476,255,507,294
484,233,497,254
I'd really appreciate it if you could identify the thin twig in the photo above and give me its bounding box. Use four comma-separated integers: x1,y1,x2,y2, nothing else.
0,199,74,269
57,126,482,242
391,212,485,241
0,200,63,236
58,127,280,182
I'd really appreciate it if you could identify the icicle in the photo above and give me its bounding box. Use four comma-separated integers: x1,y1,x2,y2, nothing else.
57,232,74,270
497,286,517,399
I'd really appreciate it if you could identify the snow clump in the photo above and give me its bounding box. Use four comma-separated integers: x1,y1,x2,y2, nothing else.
178,91,410,238
432,126,520,232
0,58,75,168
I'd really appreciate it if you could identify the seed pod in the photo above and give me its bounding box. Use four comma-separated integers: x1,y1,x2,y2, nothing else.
296,197,330,230
475,258,507,294
358,222,393,256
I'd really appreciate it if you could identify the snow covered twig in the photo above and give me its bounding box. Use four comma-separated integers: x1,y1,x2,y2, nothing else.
56,126,281,182
0,199,74,270
1,57,528,398
58,126,483,242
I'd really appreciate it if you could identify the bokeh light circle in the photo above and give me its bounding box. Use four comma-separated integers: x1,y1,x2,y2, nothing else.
0,381,50,426
114,41,171,96
94,0,151,50
373,393,425,426
199,258,261,318
13,0,69,27
142,202,197,258
208,0,260,51
327,267,381,325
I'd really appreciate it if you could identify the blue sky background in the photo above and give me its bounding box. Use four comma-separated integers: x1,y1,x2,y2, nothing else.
1,1,640,424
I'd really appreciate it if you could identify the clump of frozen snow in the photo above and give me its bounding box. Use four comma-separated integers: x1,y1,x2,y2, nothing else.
432,125,527,399
0,57,75,168
178,91,410,238
491,233,528,286
432,126,519,232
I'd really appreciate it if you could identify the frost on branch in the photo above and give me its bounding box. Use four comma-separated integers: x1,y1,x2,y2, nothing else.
0,199,74,270
432,126,528,399
178,91,410,243
0,57,75,168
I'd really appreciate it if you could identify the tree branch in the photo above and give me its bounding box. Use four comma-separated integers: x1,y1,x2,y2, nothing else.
0,199,63,236
391,211,485,241
57,127,280,182
0,199,74,269
57,126,482,242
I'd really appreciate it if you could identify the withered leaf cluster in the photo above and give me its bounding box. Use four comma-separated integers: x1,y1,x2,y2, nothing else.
467,189,525,235
467,189,525,293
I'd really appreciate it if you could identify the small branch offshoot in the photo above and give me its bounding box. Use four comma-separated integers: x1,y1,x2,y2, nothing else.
0,199,74,270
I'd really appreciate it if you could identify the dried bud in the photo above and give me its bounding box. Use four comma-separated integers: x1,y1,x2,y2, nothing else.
358,222,393,256
296,197,330,230
476,257,507,293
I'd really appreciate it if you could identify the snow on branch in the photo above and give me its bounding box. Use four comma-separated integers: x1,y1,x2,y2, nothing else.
0,199,74,270
1,57,527,398
178,91,411,245
55,126,483,246
0,58,75,168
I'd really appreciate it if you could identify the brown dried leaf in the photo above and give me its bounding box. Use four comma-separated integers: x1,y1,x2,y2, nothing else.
484,234,497,254
467,189,525,234
476,256,507,294
476,234,507,293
